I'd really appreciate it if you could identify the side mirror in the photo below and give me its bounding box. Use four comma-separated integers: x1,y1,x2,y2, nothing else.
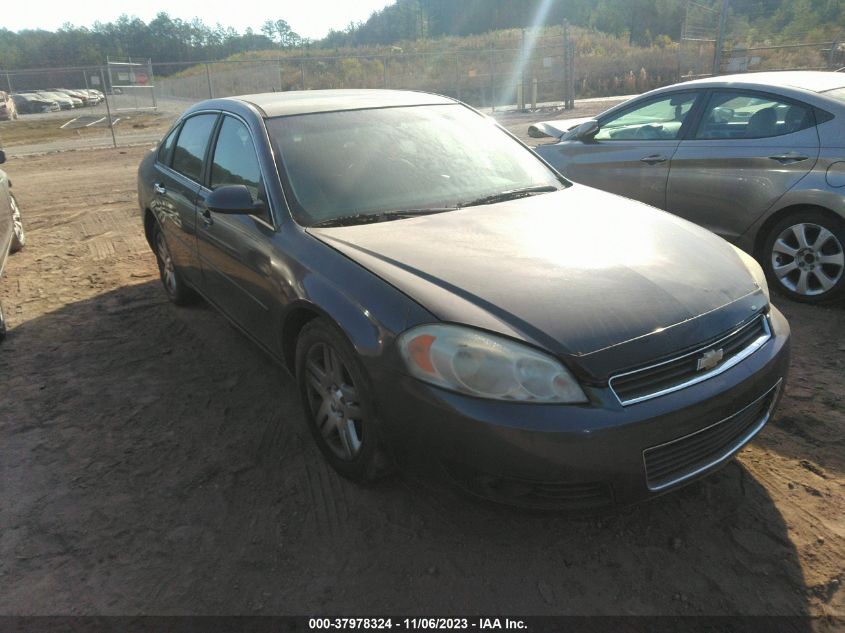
206,184,256,215
0,150,6,165
574,119,599,141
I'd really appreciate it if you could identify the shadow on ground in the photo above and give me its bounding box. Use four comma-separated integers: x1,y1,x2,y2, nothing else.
0,282,813,619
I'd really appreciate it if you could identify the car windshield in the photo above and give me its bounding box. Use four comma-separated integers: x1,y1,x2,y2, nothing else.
266,104,566,226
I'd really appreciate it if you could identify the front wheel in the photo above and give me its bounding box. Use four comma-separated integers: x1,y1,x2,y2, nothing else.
9,194,25,253
763,210,845,304
295,318,394,482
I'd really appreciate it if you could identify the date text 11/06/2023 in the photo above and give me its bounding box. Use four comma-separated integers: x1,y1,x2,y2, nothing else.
308,618,527,630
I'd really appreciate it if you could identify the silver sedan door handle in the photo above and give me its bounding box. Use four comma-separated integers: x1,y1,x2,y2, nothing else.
640,154,668,165
153,183,167,195
769,153,809,164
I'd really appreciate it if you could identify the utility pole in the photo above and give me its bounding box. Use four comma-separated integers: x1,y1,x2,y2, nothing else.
712,0,729,76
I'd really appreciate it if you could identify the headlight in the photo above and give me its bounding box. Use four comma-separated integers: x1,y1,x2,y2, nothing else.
397,324,587,403
732,246,770,302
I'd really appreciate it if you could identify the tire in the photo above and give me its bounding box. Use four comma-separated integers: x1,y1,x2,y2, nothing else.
295,317,394,482
762,210,845,304
9,193,25,253
0,301,6,343
152,223,198,306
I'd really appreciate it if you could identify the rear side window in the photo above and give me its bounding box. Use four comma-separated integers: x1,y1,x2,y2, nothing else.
157,127,179,165
695,92,815,140
172,114,218,182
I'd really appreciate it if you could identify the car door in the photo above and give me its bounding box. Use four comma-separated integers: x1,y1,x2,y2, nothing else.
549,91,703,209
666,90,820,241
196,114,278,350
151,113,219,289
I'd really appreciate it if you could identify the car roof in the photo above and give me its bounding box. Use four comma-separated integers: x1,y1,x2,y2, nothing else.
676,71,845,93
224,89,457,118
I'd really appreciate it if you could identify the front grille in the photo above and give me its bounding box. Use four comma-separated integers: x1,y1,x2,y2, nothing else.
643,382,780,491
610,314,770,406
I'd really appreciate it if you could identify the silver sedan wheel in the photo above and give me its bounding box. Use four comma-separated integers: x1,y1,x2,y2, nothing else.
155,232,178,295
771,222,845,297
10,194,25,251
304,342,364,461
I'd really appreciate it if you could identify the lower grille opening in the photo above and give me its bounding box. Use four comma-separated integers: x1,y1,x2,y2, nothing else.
643,382,781,491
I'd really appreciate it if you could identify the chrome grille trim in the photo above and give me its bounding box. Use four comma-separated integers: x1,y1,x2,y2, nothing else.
609,314,772,406
643,380,781,491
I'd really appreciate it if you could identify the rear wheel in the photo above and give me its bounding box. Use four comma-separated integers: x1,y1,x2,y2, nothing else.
763,210,845,304
153,224,197,305
9,194,25,253
295,318,394,482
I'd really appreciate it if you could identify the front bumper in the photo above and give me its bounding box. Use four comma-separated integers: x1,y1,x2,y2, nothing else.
372,307,791,509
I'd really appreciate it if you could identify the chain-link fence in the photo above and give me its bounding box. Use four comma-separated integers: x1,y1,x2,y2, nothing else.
0,61,162,155
680,0,845,77
154,32,577,111
1,32,583,155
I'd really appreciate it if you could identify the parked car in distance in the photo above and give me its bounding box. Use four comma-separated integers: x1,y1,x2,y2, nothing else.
0,91,17,121
35,91,76,109
0,149,26,341
138,90,789,509
56,88,93,106
10,93,58,114
532,71,845,304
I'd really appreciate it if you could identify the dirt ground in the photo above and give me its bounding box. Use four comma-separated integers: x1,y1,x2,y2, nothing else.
0,113,843,623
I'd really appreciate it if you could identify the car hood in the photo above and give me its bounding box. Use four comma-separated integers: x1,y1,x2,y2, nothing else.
308,186,763,373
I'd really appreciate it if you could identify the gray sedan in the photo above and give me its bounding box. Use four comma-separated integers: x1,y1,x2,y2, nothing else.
532,71,845,304
137,90,789,509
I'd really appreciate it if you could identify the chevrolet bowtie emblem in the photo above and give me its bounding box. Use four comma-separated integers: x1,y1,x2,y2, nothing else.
697,348,724,372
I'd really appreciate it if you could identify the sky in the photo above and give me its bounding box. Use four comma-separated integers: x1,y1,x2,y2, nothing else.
3,0,395,40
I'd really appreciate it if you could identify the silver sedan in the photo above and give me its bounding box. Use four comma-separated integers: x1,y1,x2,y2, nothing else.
532,71,845,304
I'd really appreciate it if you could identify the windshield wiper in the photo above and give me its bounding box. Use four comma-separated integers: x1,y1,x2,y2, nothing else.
459,185,561,208
309,207,455,228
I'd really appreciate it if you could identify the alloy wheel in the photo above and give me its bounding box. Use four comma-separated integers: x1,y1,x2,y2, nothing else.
771,222,845,297
303,342,364,461
156,232,178,295
9,195,24,251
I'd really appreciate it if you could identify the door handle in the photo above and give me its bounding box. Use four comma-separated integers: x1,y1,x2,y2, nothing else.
769,153,809,164
640,154,668,165
153,183,167,195
201,207,214,227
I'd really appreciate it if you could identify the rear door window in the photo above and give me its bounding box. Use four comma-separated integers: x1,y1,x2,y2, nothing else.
172,113,218,183
694,92,815,140
157,126,179,165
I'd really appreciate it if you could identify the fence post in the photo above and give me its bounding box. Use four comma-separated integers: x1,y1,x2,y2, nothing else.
148,59,157,110
489,43,495,110
568,40,575,109
100,66,117,148
531,77,538,110
205,63,213,98
455,53,460,100
4,71,12,93
520,28,526,109
300,61,305,90
830,33,842,69
712,0,729,75
562,22,569,109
